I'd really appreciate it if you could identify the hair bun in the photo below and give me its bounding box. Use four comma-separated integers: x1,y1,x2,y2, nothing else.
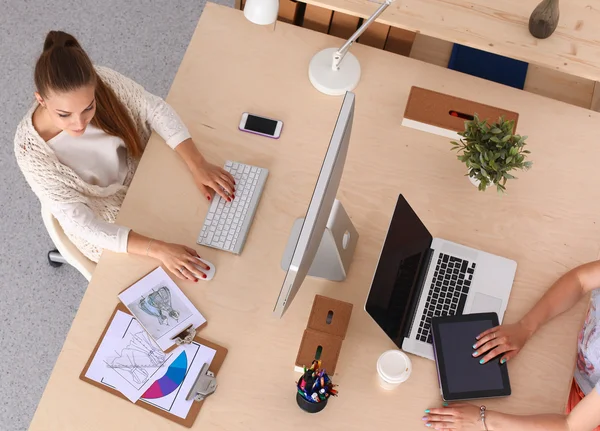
43,30,80,52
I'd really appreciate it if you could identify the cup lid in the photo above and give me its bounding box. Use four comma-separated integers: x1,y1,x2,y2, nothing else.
377,350,412,383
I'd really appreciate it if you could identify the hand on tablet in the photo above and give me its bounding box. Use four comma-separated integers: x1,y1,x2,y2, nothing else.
423,403,480,430
471,321,534,364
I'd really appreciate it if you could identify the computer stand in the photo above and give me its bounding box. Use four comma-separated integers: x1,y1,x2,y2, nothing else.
281,200,359,281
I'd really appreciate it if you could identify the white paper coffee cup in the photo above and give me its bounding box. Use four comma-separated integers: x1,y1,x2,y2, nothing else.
376,350,412,390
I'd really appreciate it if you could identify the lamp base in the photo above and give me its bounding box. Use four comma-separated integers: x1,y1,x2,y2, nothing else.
308,48,361,96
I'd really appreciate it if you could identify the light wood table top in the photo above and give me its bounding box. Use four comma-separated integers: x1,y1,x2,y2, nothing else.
29,3,600,430
304,0,600,82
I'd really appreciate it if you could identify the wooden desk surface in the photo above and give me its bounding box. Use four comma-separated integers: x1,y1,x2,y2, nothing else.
29,3,600,430
303,0,600,82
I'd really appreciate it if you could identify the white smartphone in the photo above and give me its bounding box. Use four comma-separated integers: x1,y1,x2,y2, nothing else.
239,112,283,139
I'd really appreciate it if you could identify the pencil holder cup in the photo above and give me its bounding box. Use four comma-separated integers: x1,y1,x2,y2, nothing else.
296,392,328,413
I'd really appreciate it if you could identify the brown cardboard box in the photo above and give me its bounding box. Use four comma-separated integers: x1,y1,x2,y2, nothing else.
296,329,344,374
409,34,454,68
328,12,360,39
307,295,353,338
303,4,333,33
358,21,389,50
295,295,353,375
384,27,416,56
402,86,519,139
278,0,300,24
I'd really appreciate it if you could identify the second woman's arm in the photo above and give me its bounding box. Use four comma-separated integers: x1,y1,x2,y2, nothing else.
475,261,600,363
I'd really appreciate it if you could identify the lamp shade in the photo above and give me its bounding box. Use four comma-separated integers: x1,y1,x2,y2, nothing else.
244,0,279,25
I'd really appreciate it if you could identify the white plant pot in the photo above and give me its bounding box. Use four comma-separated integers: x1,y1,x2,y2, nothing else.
469,175,493,190
469,175,481,187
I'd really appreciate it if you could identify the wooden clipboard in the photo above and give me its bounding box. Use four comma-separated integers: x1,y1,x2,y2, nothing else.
79,303,228,428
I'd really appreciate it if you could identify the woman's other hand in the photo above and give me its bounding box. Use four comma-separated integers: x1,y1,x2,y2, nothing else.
423,403,482,430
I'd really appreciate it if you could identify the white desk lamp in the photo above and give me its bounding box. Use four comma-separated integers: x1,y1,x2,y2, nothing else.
309,0,395,95
243,0,395,95
244,0,279,25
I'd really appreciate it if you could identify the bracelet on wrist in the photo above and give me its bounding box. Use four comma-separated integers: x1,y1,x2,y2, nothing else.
480,405,489,431
146,239,155,256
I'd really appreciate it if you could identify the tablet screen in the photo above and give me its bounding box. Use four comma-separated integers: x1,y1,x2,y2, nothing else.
433,313,511,400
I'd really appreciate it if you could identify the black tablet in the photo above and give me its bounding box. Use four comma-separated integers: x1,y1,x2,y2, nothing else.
432,312,511,401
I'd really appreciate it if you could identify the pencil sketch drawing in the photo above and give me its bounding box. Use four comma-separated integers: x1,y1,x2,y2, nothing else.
139,286,180,325
128,284,193,339
106,329,168,388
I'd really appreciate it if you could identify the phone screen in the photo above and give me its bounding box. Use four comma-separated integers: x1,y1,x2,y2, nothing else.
244,115,278,135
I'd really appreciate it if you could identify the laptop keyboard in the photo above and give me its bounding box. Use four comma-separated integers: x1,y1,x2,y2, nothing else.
416,253,476,344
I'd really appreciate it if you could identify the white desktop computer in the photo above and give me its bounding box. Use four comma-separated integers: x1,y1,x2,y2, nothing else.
273,91,358,318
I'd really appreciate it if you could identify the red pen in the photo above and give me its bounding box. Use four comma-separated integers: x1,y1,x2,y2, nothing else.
449,110,475,121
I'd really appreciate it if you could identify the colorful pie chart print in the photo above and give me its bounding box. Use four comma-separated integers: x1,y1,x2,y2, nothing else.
142,351,188,399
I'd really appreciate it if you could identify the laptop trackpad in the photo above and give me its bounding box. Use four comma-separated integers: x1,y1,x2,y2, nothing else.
470,293,502,314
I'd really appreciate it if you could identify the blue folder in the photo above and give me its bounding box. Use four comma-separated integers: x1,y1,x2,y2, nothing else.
448,44,528,90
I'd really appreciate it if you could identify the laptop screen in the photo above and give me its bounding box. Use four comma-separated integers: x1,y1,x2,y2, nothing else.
365,195,433,347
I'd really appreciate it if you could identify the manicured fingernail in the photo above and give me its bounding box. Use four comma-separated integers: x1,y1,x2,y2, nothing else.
479,359,485,364
426,424,432,428
207,196,211,201
422,416,428,421
501,358,506,364
202,274,207,278
424,409,430,413
472,344,477,349
475,335,481,340
472,351,478,357
194,279,198,282
443,402,448,407
206,266,210,270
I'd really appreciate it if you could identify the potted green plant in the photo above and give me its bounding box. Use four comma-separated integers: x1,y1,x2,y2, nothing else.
451,115,532,193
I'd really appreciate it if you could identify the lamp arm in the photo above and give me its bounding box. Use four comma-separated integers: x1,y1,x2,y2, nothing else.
332,0,396,71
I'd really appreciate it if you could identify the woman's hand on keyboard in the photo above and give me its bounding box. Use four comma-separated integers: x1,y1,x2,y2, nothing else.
149,241,210,282
471,321,534,365
191,159,236,202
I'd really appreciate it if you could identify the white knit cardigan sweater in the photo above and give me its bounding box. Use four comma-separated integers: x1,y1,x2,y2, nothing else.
14,66,189,262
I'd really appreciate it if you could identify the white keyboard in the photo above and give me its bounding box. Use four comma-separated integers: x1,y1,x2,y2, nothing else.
197,161,268,254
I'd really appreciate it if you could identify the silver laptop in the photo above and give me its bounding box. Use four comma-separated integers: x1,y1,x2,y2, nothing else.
364,195,517,360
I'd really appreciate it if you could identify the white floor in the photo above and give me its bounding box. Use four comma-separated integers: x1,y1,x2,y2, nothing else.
0,1,232,429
